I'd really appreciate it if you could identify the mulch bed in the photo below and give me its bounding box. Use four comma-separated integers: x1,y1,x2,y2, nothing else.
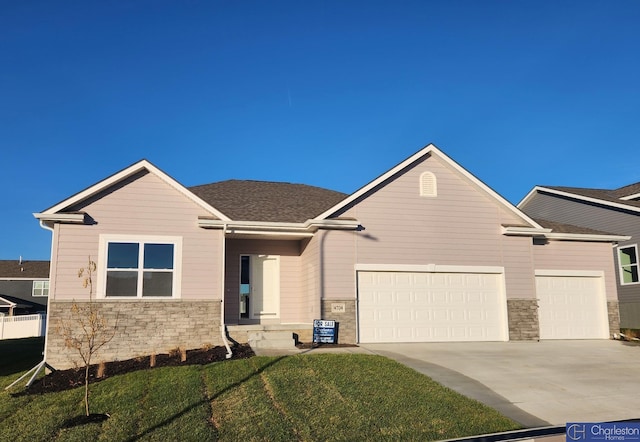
15,344,255,396
14,342,358,396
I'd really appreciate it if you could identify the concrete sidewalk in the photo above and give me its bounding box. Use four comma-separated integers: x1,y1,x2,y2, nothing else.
361,340,640,427
251,345,371,357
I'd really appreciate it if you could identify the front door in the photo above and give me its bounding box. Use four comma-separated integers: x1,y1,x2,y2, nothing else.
240,255,280,320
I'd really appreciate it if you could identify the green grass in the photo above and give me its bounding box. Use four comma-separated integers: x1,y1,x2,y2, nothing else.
0,339,520,441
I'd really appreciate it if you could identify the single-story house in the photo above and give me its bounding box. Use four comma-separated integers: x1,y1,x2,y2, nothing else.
35,144,628,369
0,259,50,315
518,182,640,328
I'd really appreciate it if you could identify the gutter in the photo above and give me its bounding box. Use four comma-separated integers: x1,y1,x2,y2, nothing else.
198,217,360,233
544,232,631,242
33,213,85,224
502,226,631,242
39,220,54,363
6,220,57,390
219,223,233,359
501,226,552,236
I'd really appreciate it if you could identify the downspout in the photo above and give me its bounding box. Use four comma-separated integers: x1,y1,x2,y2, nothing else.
5,220,57,390
220,223,233,359
39,220,55,364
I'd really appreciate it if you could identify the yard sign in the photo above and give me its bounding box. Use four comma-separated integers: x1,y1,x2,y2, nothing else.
313,319,338,344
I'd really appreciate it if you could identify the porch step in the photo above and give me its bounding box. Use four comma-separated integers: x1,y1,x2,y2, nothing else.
248,330,296,349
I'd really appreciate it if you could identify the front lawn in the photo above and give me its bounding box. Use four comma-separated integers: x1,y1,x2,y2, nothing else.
0,339,520,441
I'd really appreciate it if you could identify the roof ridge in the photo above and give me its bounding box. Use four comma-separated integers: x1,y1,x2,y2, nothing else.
188,179,346,193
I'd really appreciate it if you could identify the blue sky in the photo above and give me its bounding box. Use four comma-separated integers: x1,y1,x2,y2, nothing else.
2,0,639,260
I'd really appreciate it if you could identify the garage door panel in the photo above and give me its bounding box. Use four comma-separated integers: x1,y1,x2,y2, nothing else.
397,310,413,322
396,291,412,303
358,270,507,343
536,275,607,340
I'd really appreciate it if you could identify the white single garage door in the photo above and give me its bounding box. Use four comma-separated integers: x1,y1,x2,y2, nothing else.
536,274,608,339
357,269,508,343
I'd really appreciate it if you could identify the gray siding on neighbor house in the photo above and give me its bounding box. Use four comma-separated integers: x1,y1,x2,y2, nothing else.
522,191,640,326
0,280,48,312
522,191,638,238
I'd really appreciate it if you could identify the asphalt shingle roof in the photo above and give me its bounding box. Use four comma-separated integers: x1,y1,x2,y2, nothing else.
0,260,50,278
189,180,348,223
533,219,623,236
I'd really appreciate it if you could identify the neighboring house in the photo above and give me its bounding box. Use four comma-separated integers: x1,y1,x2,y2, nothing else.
519,182,640,328
0,259,50,315
35,145,628,369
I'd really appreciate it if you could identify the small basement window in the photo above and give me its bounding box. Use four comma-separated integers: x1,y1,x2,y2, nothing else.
618,245,639,285
420,171,437,197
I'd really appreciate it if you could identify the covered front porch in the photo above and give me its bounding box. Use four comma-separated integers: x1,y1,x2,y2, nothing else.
197,216,360,348
222,237,318,329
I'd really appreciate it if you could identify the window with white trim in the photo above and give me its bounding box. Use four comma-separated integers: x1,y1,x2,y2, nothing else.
420,171,437,197
618,245,639,285
101,236,181,298
32,280,49,297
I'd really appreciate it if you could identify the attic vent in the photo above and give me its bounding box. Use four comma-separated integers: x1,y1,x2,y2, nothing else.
420,171,437,197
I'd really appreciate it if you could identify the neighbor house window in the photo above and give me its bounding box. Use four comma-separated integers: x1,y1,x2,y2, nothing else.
618,245,639,285
100,235,182,298
32,280,49,297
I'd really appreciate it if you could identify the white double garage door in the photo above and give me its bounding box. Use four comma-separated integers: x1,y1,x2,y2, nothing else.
357,266,609,343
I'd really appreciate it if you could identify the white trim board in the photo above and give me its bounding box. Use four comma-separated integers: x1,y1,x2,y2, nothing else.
355,264,505,274
97,234,183,299
535,269,604,278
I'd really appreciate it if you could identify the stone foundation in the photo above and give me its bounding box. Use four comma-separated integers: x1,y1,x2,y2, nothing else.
321,299,357,344
507,299,540,341
607,300,620,337
46,299,223,370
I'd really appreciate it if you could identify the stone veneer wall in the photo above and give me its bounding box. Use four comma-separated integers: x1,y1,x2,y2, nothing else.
47,300,223,370
607,300,620,337
320,299,356,344
506,299,540,341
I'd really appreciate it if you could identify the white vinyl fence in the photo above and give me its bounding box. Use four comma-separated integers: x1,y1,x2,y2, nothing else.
0,314,47,340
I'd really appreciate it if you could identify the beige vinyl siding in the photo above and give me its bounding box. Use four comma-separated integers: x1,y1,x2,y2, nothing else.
320,230,357,300
299,236,321,322
532,240,618,301
325,153,535,300
52,171,221,301
500,235,537,299
224,239,302,323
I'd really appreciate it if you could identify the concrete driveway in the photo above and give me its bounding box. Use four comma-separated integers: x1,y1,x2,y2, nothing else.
361,340,640,427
